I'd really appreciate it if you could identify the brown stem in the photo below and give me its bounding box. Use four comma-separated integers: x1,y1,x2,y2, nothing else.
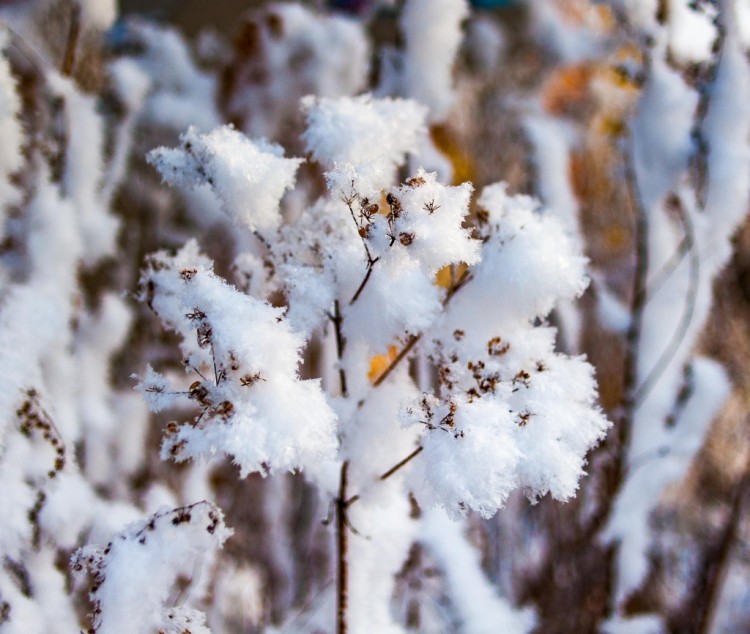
380,445,424,481
372,334,420,387
345,446,424,508
371,268,472,389
350,257,380,305
331,300,348,398
60,3,81,78
444,270,473,304
336,461,350,634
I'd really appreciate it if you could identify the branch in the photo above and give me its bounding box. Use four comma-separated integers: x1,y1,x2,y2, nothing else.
349,257,380,305
336,461,350,634
344,446,424,508
252,229,271,251
633,204,699,408
330,300,348,398
638,234,690,304
372,334,420,388
371,268,472,389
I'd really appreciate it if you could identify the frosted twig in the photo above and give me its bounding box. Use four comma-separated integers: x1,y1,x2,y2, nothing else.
634,205,699,408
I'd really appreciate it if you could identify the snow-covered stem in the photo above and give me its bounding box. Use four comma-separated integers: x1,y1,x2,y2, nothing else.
632,204,698,406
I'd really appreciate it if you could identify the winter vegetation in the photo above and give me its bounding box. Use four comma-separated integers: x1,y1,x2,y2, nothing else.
0,0,749,632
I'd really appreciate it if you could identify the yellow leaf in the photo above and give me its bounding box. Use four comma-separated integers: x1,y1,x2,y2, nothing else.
435,263,468,290
368,345,399,383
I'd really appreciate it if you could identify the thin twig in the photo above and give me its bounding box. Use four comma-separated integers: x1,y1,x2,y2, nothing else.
330,300,348,398
372,335,420,388
336,461,350,634
633,205,699,408
620,142,650,421
349,257,380,305
379,445,424,481
639,235,691,303
344,446,424,508
444,270,473,305
370,269,472,389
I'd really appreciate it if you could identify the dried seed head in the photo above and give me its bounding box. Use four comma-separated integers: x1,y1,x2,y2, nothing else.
399,232,414,246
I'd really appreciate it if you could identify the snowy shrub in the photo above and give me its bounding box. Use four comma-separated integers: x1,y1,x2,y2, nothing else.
140,83,608,630
1,1,749,633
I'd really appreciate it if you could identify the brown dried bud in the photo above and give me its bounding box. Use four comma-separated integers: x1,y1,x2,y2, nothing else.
399,232,414,246
487,336,510,356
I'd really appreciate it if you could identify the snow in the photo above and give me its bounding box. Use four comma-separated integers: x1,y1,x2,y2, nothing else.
421,508,536,633
72,502,232,634
607,26,750,607
136,241,338,477
303,94,427,197
631,51,698,212
666,0,718,65
400,0,469,120
149,126,304,232
78,0,118,30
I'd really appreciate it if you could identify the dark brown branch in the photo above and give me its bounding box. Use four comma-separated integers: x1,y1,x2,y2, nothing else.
60,3,81,78
621,146,650,425
331,300,348,398
444,270,473,305
380,445,424,481
372,334,420,388
370,269,472,389
336,461,350,634
344,446,424,508
349,257,380,305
